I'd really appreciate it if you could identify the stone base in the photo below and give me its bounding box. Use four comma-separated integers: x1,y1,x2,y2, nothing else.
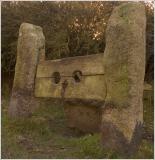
64,105,102,133
9,89,40,117
101,107,143,156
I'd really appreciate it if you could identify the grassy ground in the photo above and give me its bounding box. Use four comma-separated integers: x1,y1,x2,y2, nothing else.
1,84,154,159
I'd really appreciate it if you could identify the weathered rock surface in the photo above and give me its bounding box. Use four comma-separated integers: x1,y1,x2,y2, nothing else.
101,2,146,155
9,23,45,117
64,104,102,133
35,54,106,101
35,53,106,133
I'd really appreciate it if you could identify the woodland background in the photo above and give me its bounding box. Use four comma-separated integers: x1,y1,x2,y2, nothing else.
1,1,154,83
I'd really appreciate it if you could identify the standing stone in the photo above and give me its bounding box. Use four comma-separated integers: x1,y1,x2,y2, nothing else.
101,2,146,155
9,23,45,117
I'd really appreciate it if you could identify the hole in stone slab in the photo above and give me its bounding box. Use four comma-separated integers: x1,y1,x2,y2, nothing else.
73,70,82,83
52,72,61,84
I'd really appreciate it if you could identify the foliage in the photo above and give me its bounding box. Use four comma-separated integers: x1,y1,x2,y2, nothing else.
1,1,115,72
145,3,154,82
1,1,154,83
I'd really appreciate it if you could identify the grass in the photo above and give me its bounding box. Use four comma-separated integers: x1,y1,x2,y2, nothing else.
1,84,154,159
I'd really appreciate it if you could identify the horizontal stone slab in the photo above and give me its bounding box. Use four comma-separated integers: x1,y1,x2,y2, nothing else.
35,75,106,100
36,53,104,78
